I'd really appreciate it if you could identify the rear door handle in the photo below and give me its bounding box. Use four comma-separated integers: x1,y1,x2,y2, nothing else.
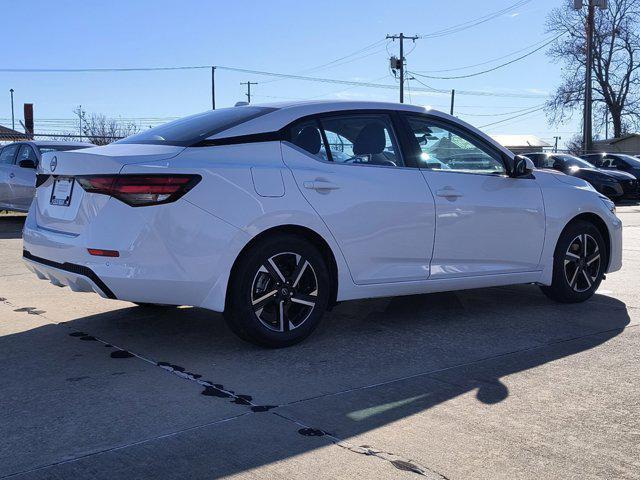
303,180,340,191
436,187,463,198
9,173,15,179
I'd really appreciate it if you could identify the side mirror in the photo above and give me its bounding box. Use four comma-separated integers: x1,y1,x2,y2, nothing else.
18,159,37,169
512,155,534,178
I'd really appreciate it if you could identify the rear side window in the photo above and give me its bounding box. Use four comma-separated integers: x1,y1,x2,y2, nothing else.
117,106,277,146
320,114,403,167
0,144,18,164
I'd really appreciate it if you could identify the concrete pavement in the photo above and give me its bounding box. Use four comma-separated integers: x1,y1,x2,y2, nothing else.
1,207,639,479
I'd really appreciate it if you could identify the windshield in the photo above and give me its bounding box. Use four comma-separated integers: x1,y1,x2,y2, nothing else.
555,154,594,169
117,106,277,146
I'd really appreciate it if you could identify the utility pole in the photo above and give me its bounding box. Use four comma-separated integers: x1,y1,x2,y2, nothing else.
583,0,595,154
450,89,456,116
240,81,258,103
553,136,561,153
9,89,14,130
211,66,216,110
387,33,419,103
76,105,83,137
574,0,607,153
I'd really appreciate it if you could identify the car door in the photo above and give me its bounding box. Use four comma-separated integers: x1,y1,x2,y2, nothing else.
402,114,545,279
11,144,38,211
281,112,435,285
0,144,19,209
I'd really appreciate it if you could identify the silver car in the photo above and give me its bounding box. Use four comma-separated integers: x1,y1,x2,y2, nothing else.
0,141,91,212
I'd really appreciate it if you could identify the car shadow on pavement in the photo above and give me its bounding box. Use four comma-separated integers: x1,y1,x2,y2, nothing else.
0,285,632,478
0,213,25,240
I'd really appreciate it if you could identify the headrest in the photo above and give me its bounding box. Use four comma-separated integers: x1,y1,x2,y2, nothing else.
353,122,386,155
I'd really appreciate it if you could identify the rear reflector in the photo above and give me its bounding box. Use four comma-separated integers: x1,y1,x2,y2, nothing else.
76,174,201,207
87,248,120,257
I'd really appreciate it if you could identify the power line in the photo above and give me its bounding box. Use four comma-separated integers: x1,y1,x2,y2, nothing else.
0,63,547,99
478,106,545,128
409,34,562,80
412,36,560,74
407,74,544,99
457,104,545,117
259,39,389,85
420,0,532,38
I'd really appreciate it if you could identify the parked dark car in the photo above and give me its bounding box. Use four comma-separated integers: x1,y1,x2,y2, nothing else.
524,152,638,200
581,153,640,182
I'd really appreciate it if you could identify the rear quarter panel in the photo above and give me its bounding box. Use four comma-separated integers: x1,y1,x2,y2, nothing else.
120,142,352,311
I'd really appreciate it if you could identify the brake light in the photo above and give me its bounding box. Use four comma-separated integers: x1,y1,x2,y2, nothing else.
76,174,201,207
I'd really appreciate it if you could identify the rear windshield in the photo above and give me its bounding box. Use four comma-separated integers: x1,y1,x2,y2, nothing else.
117,106,277,146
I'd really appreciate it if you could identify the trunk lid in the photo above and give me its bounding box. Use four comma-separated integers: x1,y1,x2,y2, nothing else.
35,144,184,235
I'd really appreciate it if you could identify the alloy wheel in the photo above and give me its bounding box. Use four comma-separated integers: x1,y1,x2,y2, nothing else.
563,234,601,293
250,252,319,332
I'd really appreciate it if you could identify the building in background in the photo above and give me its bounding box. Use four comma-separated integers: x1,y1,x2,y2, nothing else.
593,134,640,156
0,125,30,145
490,134,551,155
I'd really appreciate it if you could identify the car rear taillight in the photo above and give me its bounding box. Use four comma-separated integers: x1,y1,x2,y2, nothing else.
76,174,201,207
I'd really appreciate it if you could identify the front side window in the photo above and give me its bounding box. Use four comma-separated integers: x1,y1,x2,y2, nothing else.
117,106,277,146
319,114,403,167
0,144,18,165
406,117,505,175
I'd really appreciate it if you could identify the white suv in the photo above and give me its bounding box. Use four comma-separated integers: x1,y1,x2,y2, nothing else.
22,101,622,347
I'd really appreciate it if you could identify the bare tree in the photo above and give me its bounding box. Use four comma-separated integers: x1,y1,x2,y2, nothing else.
72,107,139,145
546,0,640,139
564,134,585,155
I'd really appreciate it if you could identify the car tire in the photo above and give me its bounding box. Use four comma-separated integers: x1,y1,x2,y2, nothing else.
540,220,607,303
224,234,330,348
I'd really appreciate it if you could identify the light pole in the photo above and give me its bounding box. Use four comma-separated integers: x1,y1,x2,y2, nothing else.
9,89,14,130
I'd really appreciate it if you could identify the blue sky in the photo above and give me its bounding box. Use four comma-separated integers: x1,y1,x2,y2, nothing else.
2,0,580,145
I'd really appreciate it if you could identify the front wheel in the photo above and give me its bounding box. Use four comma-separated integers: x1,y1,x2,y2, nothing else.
540,220,606,303
224,234,330,348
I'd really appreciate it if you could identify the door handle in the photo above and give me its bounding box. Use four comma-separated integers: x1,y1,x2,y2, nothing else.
436,187,463,198
9,173,15,179
303,180,340,191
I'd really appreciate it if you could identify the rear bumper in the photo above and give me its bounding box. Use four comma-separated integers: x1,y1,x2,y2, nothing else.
22,198,249,310
23,250,116,299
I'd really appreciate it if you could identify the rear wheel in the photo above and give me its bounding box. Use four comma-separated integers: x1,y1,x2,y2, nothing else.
540,220,606,303
224,234,330,348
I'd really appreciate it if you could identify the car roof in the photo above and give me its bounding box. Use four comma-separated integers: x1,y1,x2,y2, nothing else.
208,100,514,158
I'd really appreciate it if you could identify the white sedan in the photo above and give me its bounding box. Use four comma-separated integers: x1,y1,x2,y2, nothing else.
22,101,622,347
